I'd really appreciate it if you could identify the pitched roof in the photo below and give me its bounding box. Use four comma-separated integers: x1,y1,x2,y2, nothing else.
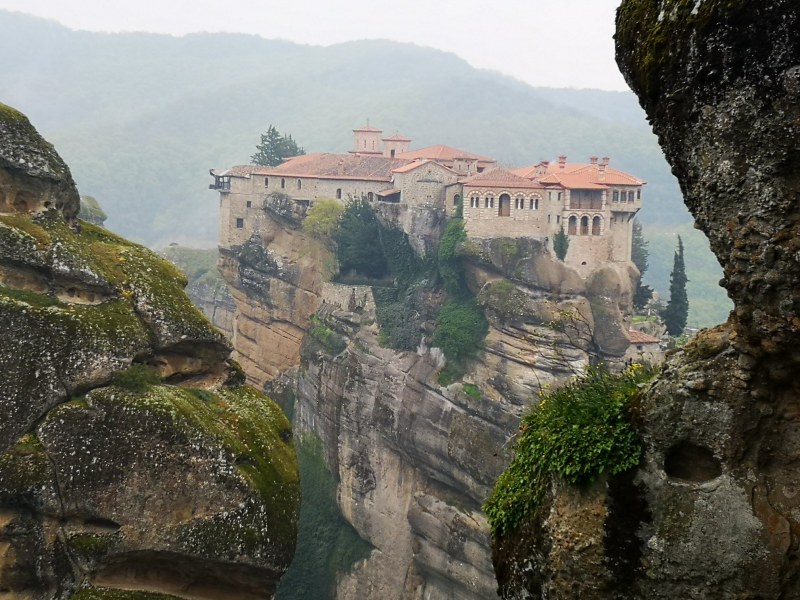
245,153,412,181
628,330,662,344
512,159,646,189
382,133,411,142
391,159,456,175
462,168,545,190
396,144,495,164
376,188,401,197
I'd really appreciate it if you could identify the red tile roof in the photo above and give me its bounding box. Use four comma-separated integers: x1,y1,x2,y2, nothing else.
396,144,495,164
462,168,546,190
376,188,400,197
513,159,646,189
628,330,661,344
391,159,456,174
243,153,412,181
382,133,411,142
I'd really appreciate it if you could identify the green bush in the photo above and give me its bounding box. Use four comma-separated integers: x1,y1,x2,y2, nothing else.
437,218,468,298
432,300,488,367
334,198,388,279
483,366,654,538
303,199,343,243
308,314,347,355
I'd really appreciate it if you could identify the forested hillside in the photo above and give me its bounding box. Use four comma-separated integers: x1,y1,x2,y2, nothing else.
0,10,730,326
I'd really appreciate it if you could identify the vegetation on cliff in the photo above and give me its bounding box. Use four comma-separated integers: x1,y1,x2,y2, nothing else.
483,366,653,538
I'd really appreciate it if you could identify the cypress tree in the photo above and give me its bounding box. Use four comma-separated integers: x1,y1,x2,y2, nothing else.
553,226,570,261
631,218,653,309
662,235,689,336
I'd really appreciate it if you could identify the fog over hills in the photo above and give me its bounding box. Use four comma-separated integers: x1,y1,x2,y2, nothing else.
1,10,730,326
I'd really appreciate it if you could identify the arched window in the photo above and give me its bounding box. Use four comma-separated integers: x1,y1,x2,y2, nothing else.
281,178,285,189
498,193,511,216
530,195,540,210
454,194,462,206
470,195,480,208
367,192,373,201
515,196,525,210
592,215,602,235
297,179,302,190
568,215,577,235
485,196,494,209
580,216,589,235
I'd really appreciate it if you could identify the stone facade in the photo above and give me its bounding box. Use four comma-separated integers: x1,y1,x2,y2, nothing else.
211,127,645,273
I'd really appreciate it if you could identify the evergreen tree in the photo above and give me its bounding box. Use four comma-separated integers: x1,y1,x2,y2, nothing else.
662,235,689,336
251,125,305,166
333,198,388,279
631,218,653,309
553,226,569,261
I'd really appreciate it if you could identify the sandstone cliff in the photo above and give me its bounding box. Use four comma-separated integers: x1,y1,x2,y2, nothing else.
217,194,639,597
0,104,300,600
490,3,800,598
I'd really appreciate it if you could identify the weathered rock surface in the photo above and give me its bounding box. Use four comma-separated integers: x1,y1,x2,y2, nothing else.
491,3,800,598
0,104,300,600
215,186,639,597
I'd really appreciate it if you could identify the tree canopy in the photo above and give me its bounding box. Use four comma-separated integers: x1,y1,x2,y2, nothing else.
251,125,305,167
662,235,689,336
631,218,653,309
553,226,569,261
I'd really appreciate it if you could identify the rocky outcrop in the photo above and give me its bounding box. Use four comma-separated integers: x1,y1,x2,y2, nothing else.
215,179,639,597
0,104,300,600
491,3,800,598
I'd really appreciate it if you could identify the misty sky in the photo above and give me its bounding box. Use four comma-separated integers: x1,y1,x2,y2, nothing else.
0,0,629,91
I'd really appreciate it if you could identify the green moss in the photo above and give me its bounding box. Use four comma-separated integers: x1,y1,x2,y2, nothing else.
0,433,53,498
0,284,60,307
462,383,481,400
0,102,26,123
0,214,51,247
67,533,115,557
71,588,182,600
308,314,347,355
112,364,162,393
616,0,742,106
484,366,655,538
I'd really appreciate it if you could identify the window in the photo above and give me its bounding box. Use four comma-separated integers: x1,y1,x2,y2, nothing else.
235,218,244,229
592,215,602,235
246,201,252,208
515,196,525,210
336,188,342,199
558,192,563,201
530,195,540,210
297,179,302,190
214,176,231,191
367,192,373,201
390,149,396,158
613,191,619,202
556,215,560,224
580,216,589,235
265,177,269,187
454,194,461,206
281,178,285,189
568,215,577,235
628,191,635,202
637,189,641,200
470,195,480,208
548,214,551,223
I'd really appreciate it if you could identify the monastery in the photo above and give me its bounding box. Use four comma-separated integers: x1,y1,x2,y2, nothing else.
210,125,645,273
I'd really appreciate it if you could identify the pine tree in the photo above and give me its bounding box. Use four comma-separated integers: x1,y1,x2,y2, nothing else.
251,125,305,166
553,226,569,261
662,235,689,336
631,218,653,309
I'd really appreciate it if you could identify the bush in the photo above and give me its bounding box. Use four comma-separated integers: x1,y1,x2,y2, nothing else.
483,365,655,538
438,218,468,298
334,198,388,279
308,315,347,355
432,300,488,366
112,364,161,393
303,199,343,243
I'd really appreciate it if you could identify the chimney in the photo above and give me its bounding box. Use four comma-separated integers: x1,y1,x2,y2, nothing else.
598,157,608,181
600,156,610,166
590,156,598,164
558,155,567,170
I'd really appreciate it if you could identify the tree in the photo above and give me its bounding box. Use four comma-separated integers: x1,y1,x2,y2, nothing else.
553,226,569,261
333,198,388,279
302,199,343,243
631,218,653,309
662,235,689,336
251,125,305,166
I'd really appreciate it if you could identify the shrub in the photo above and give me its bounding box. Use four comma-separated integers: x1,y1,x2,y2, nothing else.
112,364,161,393
432,300,488,366
483,365,654,538
308,314,347,355
334,198,388,279
438,218,468,298
303,199,343,243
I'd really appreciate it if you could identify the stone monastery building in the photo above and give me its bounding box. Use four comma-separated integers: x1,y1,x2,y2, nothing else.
211,125,645,272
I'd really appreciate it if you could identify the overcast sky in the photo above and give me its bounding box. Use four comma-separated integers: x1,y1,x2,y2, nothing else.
0,0,628,91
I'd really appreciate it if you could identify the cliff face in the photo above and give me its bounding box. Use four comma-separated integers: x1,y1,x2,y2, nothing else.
491,3,800,598
0,104,300,600
219,196,638,597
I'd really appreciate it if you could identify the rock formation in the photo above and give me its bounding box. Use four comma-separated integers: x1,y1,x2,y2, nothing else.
491,2,800,598
0,103,300,600
217,189,638,597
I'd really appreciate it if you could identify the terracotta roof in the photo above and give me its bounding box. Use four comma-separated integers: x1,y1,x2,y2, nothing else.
462,168,546,190
628,330,661,344
396,144,495,164
212,165,255,178
391,159,456,175
512,159,646,189
247,153,411,181
382,133,411,142
376,188,400,197
537,172,609,190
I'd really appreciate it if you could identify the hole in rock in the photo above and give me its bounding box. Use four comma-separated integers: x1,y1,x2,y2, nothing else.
84,517,122,531
664,441,722,482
